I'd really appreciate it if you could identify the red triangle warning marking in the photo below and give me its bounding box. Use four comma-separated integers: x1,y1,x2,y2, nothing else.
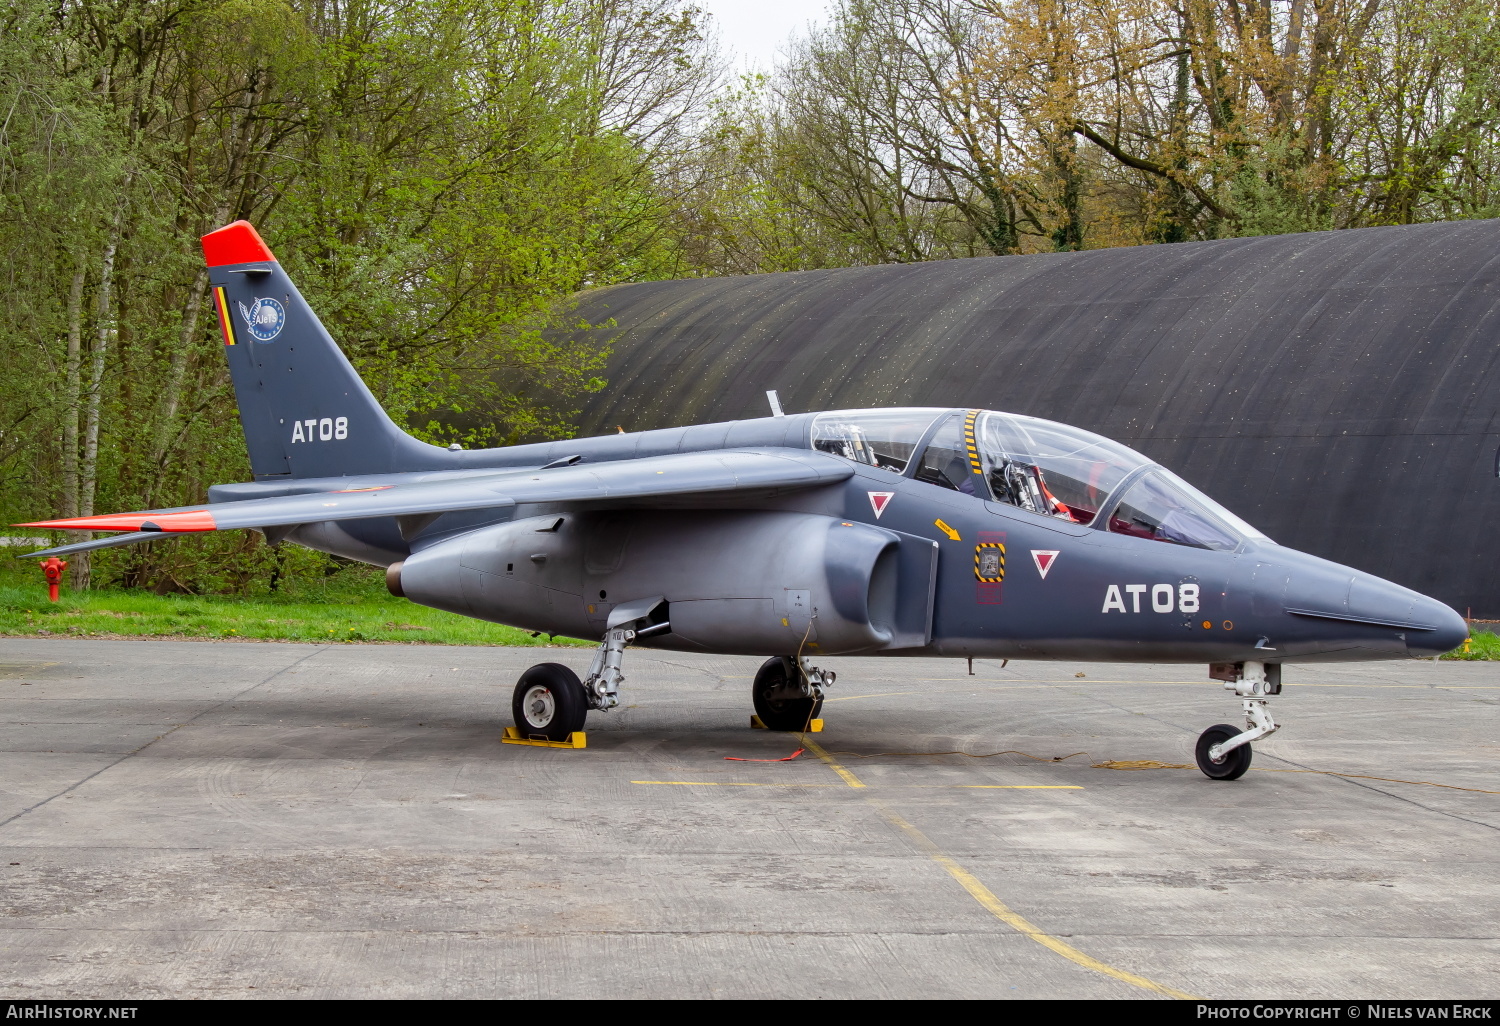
1031,549,1060,579
868,491,894,518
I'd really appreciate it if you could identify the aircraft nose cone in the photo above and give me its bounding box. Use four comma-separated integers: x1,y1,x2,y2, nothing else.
1408,598,1469,658
1271,552,1468,659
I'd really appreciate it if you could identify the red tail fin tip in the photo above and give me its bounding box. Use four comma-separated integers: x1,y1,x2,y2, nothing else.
201,220,276,267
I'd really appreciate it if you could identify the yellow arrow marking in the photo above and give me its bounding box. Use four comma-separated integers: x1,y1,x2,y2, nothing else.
934,518,961,541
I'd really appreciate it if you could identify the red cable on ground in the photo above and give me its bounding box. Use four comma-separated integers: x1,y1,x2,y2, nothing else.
725,748,805,762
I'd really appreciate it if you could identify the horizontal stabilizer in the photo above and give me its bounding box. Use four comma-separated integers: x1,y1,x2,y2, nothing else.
16,448,852,537
20,485,515,535
19,531,161,560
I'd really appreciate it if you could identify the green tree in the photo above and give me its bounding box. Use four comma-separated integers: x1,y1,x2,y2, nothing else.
0,0,720,592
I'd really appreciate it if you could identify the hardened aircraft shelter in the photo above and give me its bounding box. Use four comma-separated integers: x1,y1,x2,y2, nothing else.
568,220,1500,616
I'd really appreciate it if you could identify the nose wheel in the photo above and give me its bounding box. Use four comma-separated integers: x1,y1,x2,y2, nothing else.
1195,723,1252,779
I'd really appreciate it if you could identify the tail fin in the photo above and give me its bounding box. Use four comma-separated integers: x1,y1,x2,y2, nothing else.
203,221,448,480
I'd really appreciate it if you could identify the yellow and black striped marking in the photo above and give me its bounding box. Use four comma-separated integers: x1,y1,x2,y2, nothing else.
963,409,983,477
974,541,1005,583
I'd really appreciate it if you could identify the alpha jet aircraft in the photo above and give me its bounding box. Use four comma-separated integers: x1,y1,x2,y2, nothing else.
22,221,1467,779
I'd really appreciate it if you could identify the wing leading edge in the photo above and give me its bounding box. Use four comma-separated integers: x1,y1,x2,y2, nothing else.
18,448,853,557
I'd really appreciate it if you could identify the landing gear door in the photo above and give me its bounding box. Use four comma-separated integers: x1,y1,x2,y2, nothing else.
883,529,939,649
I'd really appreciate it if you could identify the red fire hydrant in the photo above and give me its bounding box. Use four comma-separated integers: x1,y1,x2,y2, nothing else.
39,557,67,603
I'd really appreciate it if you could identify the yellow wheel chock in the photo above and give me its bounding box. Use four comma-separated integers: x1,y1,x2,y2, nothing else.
750,715,823,732
502,726,587,749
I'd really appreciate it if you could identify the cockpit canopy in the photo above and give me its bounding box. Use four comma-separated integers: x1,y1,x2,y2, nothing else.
811,408,1266,551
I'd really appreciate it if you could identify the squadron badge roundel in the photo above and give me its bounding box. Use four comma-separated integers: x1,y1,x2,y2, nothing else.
238,297,286,342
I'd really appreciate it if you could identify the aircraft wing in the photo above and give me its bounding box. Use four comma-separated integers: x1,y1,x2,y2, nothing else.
18,448,854,557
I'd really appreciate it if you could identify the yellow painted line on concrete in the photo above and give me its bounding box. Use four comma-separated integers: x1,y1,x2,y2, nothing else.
875,801,1196,999
633,780,764,786
799,737,1192,999
631,781,836,787
631,781,1082,790
824,691,924,702
800,736,866,788
947,784,1082,789
798,739,855,778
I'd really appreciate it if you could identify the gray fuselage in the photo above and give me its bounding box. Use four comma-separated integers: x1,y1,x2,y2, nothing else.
209,409,1466,663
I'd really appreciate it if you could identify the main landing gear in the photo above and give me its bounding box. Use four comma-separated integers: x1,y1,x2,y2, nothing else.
512,662,589,742
510,600,670,742
512,643,834,741
1195,660,1280,780
510,626,636,742
752,655,835,731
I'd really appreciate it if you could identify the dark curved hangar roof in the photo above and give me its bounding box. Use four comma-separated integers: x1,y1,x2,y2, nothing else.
570,220,1500,616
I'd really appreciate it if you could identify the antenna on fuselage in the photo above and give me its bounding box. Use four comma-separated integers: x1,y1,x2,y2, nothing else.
766,390,786,418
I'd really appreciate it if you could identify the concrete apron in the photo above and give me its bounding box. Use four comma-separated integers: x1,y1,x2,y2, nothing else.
0,639,1495,999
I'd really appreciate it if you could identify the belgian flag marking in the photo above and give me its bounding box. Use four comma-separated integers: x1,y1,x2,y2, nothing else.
213,286,236,345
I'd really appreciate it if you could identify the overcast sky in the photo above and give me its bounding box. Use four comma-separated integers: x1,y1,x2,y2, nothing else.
696,0,835,74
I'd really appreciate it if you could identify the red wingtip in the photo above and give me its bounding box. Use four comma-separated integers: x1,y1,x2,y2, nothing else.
201,220,276,268
16,511,218,533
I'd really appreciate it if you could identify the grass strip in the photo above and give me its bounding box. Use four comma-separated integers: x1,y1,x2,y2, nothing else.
1441,629,1500,660
0,584,591,646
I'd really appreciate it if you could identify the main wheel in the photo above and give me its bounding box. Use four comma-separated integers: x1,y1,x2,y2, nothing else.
512,663,588,742
1195,722,1252,780
752,656,822,731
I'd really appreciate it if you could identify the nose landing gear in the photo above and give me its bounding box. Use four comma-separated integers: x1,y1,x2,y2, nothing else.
1195,661,1280,780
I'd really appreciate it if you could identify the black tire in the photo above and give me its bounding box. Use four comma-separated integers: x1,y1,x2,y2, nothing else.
1195,722,1252,780
512,663,588,742
752,656,823,732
